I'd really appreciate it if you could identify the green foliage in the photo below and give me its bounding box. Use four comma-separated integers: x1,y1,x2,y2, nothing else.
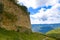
20,6,27,12
9,0,15,2
0,17,3,22
0,3,4,13
9,0,29,15
0,27,56,40
4,11,17,22
0,27,19,40
14,4,28,14
48,33,60,40
9,0,27,11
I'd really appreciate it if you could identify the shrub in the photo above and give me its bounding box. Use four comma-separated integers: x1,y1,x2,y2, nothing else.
9,0,29,15
0,3,4,13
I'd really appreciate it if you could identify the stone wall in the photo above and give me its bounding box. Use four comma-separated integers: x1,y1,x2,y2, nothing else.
0,0,31,31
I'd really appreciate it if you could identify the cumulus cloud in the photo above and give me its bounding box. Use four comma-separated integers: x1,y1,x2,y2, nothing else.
17,0,38,9
17,0,59,9
37,0,59,7
30,3,60,24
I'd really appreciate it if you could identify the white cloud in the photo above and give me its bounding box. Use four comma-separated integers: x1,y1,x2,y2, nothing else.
30,3,60,24
17,0,38,9
17,0,59,9
37,0,59,7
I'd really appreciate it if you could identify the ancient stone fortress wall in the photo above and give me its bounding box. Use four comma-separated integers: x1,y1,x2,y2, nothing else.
0,0,31,32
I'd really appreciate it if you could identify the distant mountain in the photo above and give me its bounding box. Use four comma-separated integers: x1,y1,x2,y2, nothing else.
32,24,60,33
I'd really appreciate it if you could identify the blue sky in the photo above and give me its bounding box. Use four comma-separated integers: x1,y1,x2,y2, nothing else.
17,0,60,24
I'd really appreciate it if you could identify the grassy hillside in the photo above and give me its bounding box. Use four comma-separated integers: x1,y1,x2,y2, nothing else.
46,28,60,40
0,28,56,40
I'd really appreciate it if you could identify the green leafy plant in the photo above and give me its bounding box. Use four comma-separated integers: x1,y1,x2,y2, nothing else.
9,0,15,2
0,3,4,13
9,0,29,15
4,11,17,22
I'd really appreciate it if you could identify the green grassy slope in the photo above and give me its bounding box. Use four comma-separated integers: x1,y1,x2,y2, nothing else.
46,28,60,40
0,28,56,40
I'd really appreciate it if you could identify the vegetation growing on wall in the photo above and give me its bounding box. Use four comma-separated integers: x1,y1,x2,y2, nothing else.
4,11,17,22
9,0,28,14
0,3,4,13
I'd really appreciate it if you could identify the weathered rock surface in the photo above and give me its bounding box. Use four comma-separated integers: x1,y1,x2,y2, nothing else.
0,0,31,32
